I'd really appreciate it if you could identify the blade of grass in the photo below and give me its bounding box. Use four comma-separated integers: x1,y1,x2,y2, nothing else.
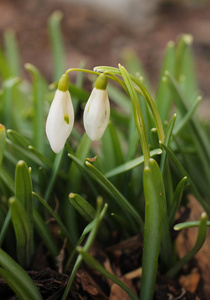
141,165,161,300
0,124,6,167
33,208,59,258
61,198,107,300
68,153,143,230
156,41,175,122
9,197,33,268
48,11,65,81
4,29,21,77
25,64,47,153
32,192,73,246
0,248,42,300
105,148,162,178
160,142,210,214
78,247,139,300
69,193,96,222
166,212,207,278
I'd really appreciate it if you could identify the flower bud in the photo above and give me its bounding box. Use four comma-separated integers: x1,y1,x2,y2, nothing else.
83,74,110,141
46,74,74,153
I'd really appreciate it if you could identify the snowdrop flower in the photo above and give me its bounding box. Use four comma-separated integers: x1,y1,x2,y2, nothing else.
83,74,110,141
46,74,74,153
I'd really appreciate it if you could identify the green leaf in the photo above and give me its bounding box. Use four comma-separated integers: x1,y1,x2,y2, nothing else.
105,148,162,179
166,212,207,278
101,122,124,173
0,167,15,194
7,129,30,148
48,11,65,81
9,197,33,268
69,193,96,222
160,142,210,215
160,113,176,174
119,64,150,165
4,29,21,77
0,124,6,167
0,248,42,300
62,198,107,300
15,160,33,225
65,203,108,271
68,153,143,230
77,247,139,300
140,166,161,300
156,41,175,121
25,63,47,153
168,176,187,226
149,158,172,269
33,208,59,258
33,192,73,246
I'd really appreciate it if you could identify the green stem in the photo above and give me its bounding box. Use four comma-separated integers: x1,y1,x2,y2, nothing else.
119,64,150,167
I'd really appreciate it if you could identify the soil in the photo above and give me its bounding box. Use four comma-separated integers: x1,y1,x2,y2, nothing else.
0,0,210,299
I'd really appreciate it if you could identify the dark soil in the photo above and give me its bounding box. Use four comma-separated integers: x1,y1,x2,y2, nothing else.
0,1,210,299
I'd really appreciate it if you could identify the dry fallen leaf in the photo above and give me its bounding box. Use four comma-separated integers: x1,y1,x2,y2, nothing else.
176,195,210,299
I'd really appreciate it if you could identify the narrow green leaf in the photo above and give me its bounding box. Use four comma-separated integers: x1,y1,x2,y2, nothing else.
9,197,33,268
140,166,161,300
33,192,73,246
69,193,96,222
1,77,21,129
0,248,42,300
160,113,176,174
78,247,139,300
0,211,11,247
67,133,91,192
174,219,210,231
122,48,152,91
15,160,33,225
4,29,21,76
33,208,59,258
156,41,175,121
149,158,172,269
169,176,187,226
166,212,207,278
0,167,15,194
48,11,65,81
105,148,162,178
68,153,143,230
0,46,12,79
175,34,198,101
160,142,210,214
0,124,6,167
119,64,150,165
173,96,201,136
7,129,30,148
62,198,107,300
44,148,64,202
101,122,124,173
25,63,46,152
65,203,108,271
107,83,130,113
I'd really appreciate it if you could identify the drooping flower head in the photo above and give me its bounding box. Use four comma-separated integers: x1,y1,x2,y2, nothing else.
83,74,110,141
46,74,74,153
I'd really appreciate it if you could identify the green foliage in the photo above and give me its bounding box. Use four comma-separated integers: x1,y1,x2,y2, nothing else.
0,13,209,300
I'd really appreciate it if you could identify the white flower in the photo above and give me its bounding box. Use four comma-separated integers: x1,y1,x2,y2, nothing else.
83,87,110,141
46,89,74,153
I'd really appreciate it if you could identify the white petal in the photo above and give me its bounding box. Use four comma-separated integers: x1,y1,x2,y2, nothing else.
46,90,74,153
83,88,110,141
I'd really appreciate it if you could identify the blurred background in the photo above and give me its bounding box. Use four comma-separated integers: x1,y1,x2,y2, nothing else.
0,0,210,112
